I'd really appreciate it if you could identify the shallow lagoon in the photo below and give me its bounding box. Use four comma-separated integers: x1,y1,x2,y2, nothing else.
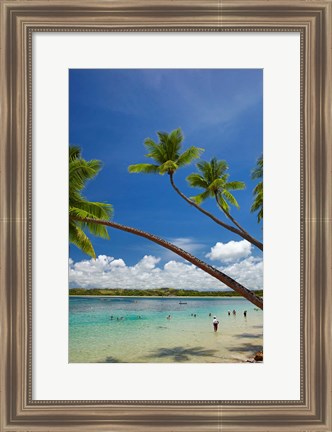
69,296,263,363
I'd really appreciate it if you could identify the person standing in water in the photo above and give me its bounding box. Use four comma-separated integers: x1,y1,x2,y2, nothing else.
212,316,219,332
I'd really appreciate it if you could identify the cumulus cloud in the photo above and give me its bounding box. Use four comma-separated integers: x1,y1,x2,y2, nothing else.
221,256,263,290
206,240,252,263
69,252,262,291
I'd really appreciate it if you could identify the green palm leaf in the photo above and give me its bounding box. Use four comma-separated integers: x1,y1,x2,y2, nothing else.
251,156,263,223
224,180,245,191
251,155,263,180
159,160,179,174
186,173,209,189
188,157,245,216
144,138,167,163
217,194,230,212
222,189,240,209
69,145,81,161
176,146,204,167
69,146,113,258
69,221,96,259
70,199,113,222
190,190,211,205
69,159,102,193
128,163,160,174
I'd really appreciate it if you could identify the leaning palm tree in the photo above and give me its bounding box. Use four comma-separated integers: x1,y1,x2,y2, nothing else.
187,158,263,251
71,145,263,309
128,129,262,251
251,155,263,223
187,158,247,231
74,216,263,310
187,159,262,250
69,146,113,258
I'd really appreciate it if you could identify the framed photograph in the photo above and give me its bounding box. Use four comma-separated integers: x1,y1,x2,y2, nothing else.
1,0,331,430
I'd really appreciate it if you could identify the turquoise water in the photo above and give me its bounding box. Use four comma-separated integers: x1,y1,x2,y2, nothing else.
69,296,263,363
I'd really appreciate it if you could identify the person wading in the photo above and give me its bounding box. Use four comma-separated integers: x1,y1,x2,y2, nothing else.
212,316,219,332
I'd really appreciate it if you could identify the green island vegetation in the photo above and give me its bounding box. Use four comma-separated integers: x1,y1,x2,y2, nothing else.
69,288,263,297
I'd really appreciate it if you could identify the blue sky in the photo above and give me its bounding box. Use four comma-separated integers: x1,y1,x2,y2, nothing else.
69,69,263,290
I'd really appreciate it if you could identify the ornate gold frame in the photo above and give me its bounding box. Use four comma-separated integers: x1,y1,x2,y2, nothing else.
1,0,331,430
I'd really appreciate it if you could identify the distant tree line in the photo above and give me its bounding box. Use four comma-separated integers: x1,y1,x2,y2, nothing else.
69,288,263,298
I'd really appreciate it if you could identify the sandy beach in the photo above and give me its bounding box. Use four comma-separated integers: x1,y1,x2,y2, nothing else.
69,296,263,363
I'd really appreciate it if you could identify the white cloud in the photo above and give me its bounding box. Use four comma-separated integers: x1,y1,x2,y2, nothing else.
134,255,160,270
221,256,263,290
109,259,126,269
149,237,205,261
171,237,203,252
206,240,252,263
69,252,262,291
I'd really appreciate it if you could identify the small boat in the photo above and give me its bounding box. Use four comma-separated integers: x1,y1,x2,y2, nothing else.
179,302,187,304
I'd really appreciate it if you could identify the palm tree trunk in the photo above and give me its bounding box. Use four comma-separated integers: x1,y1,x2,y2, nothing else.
214,192,258,239
72,216,263,310
215,195,248,234
169,174,263,251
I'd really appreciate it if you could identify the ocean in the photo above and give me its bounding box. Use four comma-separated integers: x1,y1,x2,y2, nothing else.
69,296,263,363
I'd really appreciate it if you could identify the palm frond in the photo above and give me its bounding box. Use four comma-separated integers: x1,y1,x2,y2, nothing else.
128,163,160,174
70,199,113,221
253,182,263,195
251,156,263,222
69,221,96,258
159,160,178,174
216,194,230,212
144,138,167,164
70,207,110,239
208,178,226,192
165,128,183,160
251,183,263,222
196,160,212,177
222,189,240,209
225,180,246,191
210,158,228,179
176,146,204,167
156,131,170,144
251,155,263,180
69,146,81,161
69,145,114,257
69,159,102,192
190,190,211,205
186,173,209,189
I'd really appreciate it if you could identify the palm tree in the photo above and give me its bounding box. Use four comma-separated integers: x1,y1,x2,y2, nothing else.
251,155,263,223
128,128,203,176
187,158,247,229
69,146,113,258
71,145,263,309
187,158,262,251
128,129,263,251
